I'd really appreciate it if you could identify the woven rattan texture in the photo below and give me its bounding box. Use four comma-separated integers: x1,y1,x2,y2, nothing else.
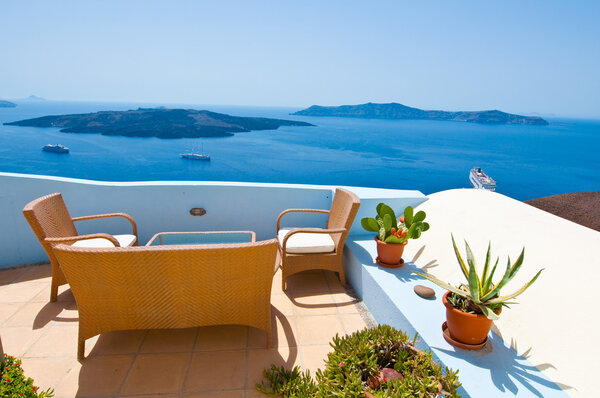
279,188,360,289
53,239,278,359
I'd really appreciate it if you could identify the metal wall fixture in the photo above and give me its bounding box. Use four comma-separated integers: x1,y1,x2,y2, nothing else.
189,208,207,216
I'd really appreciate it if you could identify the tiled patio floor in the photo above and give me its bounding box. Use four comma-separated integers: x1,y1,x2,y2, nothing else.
0,264,374,397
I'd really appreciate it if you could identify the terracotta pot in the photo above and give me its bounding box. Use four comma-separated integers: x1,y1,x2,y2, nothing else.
375,236,405,264
442,291,493,345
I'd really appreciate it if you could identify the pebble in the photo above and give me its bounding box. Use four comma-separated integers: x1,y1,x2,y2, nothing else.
414,284,435,299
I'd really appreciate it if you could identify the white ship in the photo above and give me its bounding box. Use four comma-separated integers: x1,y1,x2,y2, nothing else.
42,144,69,154
181,153,210,161
181,144,210,161
470,167,496,191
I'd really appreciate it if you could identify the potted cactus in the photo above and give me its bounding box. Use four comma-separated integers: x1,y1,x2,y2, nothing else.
361,204,429,267
414,236,543,347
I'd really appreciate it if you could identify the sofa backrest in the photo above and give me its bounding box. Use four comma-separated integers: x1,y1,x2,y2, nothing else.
53,239,278,338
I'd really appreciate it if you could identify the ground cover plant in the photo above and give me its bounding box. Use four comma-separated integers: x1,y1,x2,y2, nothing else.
257,325,461,397
0,355,54,398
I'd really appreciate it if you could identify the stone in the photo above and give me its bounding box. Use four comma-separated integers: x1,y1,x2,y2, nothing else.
381,367,404,381
414,284,435,299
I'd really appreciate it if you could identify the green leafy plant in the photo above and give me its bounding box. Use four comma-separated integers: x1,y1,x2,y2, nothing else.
257,324,461,397
414,235,543,320
1,354,54,398
361,204,429,244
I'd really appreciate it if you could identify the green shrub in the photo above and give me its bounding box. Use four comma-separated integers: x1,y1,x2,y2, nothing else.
257,325,461,397
1,355,54,398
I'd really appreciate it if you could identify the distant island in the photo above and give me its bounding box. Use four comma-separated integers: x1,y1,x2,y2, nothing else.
24,95,45,101
0,100,16,108
293,102,548,125
4,108,314,138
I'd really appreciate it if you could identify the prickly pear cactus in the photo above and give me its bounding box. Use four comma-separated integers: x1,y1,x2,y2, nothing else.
361,204,429,244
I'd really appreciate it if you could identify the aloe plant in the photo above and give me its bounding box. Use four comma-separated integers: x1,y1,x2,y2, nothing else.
361,204,429,244
414,235,543,320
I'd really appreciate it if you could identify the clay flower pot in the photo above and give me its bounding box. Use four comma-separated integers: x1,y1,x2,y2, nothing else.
442,291,493,345
375,237,406,265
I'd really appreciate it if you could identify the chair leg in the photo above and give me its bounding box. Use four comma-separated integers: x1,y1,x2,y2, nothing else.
50,280,58,302
339,271,347,286
77,338,85,361
281,276,286,291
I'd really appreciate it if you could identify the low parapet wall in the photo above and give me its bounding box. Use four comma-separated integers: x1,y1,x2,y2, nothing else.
345,188,600,397
0,172,426,267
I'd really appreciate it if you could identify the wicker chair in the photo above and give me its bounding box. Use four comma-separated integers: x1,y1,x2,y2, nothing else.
277,188,360,290
52,239,279,359
22,193,138,302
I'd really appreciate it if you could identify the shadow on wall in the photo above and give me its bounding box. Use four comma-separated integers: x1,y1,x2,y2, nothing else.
432,334,574,398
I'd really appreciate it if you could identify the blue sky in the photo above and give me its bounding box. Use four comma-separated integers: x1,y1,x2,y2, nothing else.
1,1,599,117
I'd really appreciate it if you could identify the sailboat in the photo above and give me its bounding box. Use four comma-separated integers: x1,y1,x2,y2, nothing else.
181,143,210,161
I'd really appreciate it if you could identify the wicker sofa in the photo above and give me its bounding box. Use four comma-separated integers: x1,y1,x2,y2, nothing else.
53,239,278,359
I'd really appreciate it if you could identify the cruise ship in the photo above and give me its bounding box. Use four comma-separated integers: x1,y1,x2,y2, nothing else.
469,167,496,191
42,144,69,154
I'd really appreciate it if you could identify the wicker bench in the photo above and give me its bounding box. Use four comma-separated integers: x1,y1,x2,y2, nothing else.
53,239,278,359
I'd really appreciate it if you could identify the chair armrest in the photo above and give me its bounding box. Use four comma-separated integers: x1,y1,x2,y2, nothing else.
45,233,121,247
72,213,137,238
281,227,346,254
276,209,330,233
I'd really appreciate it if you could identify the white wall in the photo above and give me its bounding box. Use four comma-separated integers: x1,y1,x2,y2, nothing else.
0,172,426,267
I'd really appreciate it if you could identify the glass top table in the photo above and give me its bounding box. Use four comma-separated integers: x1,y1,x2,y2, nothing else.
146,231,256,246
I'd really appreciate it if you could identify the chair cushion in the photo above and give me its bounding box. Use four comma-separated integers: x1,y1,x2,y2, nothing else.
277,229,335,254
72,234,137,248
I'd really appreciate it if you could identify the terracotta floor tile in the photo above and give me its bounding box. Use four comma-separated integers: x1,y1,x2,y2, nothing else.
121,353,190,394
289,292,338,316
26,324,79,357
184,390,244,397
0,268,27,285
331,291,361,314
14,265,52,283
247,313,297,348
0,282,46,303
32,285,74,303
324,271,347,292
184,350,246,391
246,346,298,389
294,315,346,345
86,329,147,357
0,302,23,325
301,344,333,373
270,293,295,316
54,355,133,397
195,325,247,351
271,270,283,294
119,395,178,398
141,328,197,353
0,326,45,357
20,356,77,392
4,300,76,328
340,313,368,334
284,272,331,295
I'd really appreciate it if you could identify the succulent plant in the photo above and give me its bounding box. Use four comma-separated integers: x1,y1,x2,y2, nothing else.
414,235,543,320
361,204,429,244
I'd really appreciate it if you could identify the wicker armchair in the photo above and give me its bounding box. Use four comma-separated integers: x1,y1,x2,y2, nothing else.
22,193,138,302
52,239,279,359
277,188,360,290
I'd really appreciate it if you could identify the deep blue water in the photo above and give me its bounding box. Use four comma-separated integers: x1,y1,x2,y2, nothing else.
1,101,598,201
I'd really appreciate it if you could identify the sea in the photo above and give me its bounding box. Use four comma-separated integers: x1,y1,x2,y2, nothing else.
1,100,598,201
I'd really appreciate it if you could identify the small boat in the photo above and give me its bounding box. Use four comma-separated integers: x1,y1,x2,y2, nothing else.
181,143,210,161
42,144,69,154
470,167,496,191
181,153,210,161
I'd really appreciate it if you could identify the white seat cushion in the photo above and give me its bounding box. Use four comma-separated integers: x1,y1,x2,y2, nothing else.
72,234,137,248
277,228,335,254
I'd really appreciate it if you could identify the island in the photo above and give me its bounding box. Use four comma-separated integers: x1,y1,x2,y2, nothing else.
293,102,548,125
0,100,16,108
4,108,314,138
